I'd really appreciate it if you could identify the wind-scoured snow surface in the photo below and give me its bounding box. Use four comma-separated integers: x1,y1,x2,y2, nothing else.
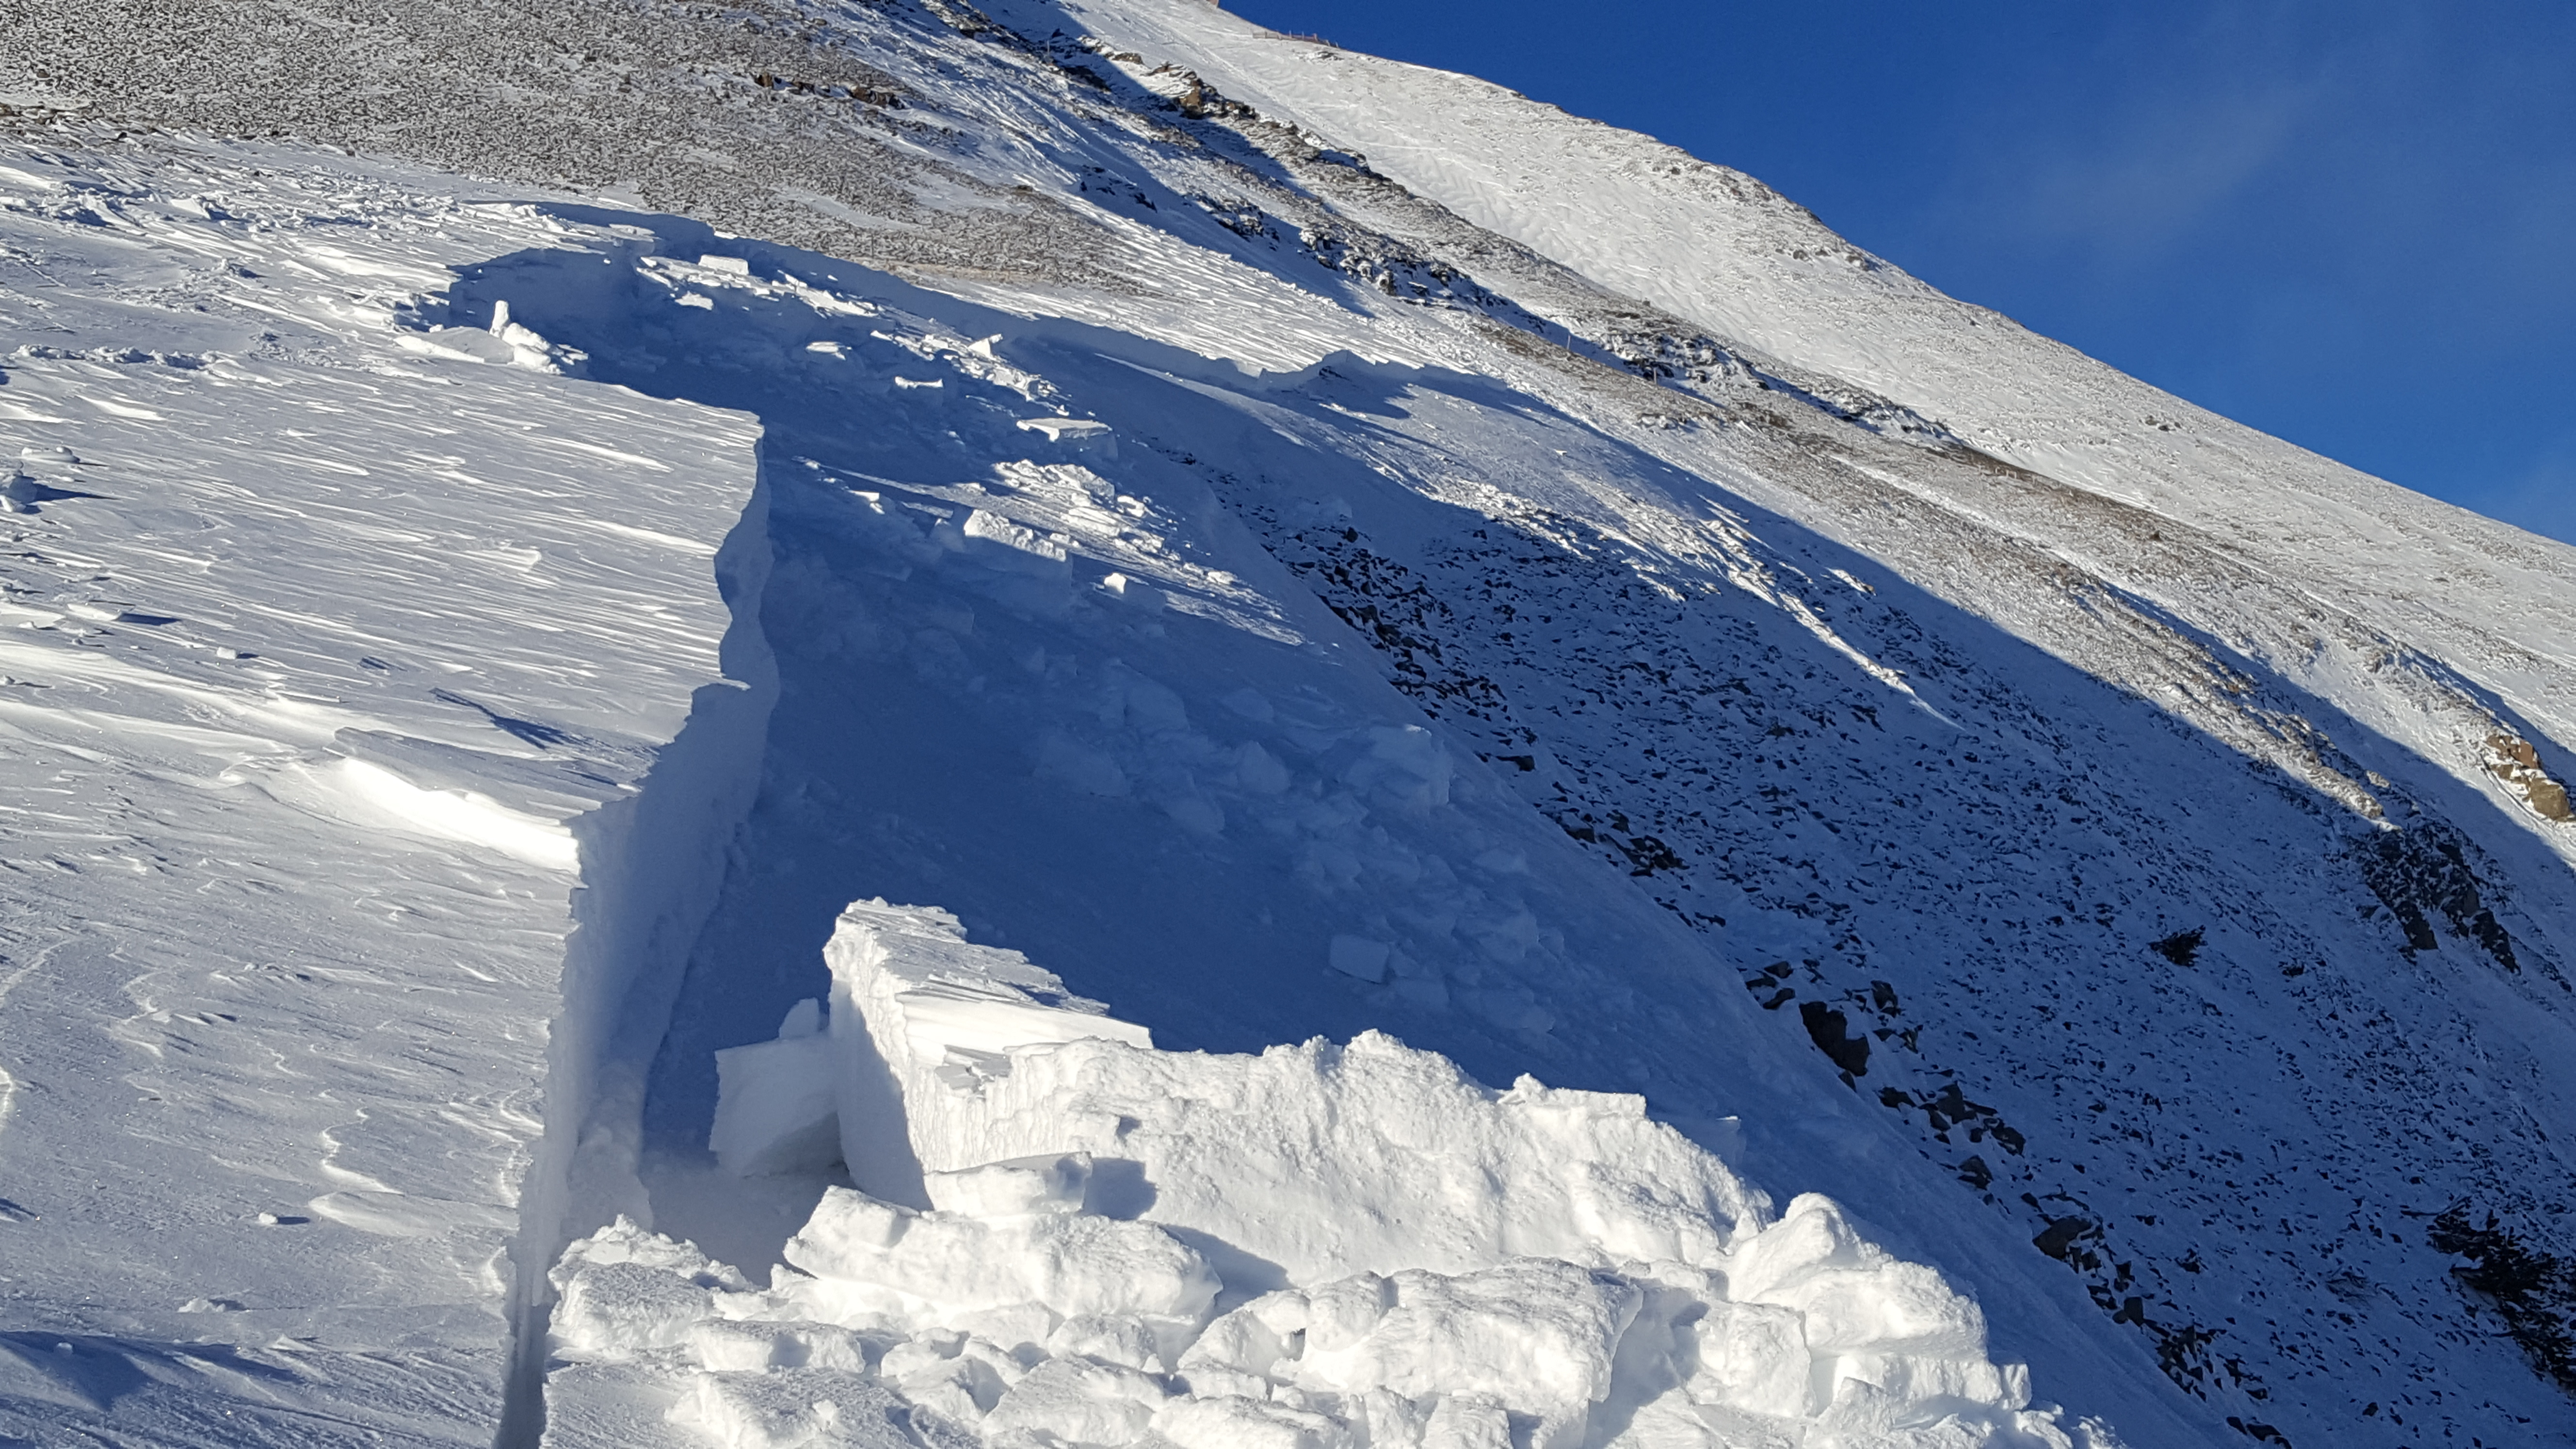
1,0,2573,1446
0,144,771,1442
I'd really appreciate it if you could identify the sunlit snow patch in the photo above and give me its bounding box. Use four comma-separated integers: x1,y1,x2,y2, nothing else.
550,901,2115,1448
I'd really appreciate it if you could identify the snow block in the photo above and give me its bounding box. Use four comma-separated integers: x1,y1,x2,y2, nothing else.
547,897,2084,1447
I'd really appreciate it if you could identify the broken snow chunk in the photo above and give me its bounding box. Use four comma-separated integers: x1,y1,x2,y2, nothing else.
1099,571,1166,610
783,1186,1220,1325
1417,1392,1515,1449
1725,1193,1870,1303
958,508,1070,572
550,1217,749,1360
667,1368,904,1449
685,1318,873,1373
637,899,2083,1448
983,1354,1170,1445
1327,934,1391,983
1016,416,1111,443
1726,1195,1992,1372
484,297,580,373
1016,416,1118,456
882,1336,1010,1424
709,1030,840,1177
923,1152,1092,1217
1678,1299,1810,1418
1823,1352,2030,1411
1302,1272,1393,1352
1153,1393,1345,1449
696,254,751,274
1235,741,1292,795
1778,1260,1987,1358
778,998,822,1039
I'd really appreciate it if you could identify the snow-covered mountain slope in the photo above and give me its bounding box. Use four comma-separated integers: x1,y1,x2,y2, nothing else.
2,1,2573,1446
1047,0,2576,773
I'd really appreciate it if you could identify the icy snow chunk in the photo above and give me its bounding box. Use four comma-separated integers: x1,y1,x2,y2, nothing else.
957,508,1069,574
1153,1394,1345,1449
1677,1300,1810,1418
817,901,1756,1285
1015,416,1111,446
709,1022,839,1177
695,255,751,275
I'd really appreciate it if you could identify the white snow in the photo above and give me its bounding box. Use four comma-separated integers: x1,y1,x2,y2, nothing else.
0,142,769,1442
548,898,2098,1449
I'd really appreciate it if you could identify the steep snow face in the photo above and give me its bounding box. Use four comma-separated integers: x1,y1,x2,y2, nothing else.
548,899,2108,1449
0,144,769,1442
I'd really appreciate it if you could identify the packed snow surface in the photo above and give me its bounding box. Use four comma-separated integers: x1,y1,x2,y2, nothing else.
549,898,2106,1449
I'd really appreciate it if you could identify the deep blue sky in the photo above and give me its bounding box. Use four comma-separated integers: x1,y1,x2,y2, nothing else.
1228,0,2576,544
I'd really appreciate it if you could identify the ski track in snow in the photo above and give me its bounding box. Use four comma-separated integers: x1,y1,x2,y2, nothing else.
0,0,2568,1445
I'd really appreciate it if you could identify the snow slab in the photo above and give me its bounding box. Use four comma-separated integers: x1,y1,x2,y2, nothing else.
548,897,2109,1449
